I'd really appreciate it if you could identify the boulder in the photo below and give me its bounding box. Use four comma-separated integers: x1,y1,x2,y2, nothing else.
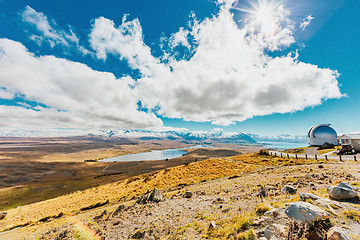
327,227,353,240
282,186,296,195
285,201,329,223
185,191,193,198
263,224,288,240
300,192,348,210
327,182,358,200
136,188,165,204
337,182,354,190
0,212,7,220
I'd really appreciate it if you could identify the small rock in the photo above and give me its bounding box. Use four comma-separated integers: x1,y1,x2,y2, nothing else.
327,182,358,200
264,208,284,218
299,192,321,201
136,188,165,204
252,216,271,227
54,230,67,240
259,186,267,198
112,204,126,216
282,185,297,195
309,182,315,187
185,190,193,198
285,201,329,223
222,208,231,213
213,197,225,204
94,210,107,220
264,224,288,240
209,220,217,230
0,212,7,220
132,230,145,239
327,227,353,240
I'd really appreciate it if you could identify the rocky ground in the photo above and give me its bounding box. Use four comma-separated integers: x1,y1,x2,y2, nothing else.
1,152,360,239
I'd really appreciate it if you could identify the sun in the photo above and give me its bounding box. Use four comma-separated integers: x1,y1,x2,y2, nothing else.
234,0,284,34
253,4,276,33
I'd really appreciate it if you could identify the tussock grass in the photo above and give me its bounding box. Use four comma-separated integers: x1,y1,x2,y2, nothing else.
255,203,271,215
344,209,360,223
205,211,255,240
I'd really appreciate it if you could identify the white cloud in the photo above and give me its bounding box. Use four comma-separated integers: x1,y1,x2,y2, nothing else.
0,1,343,134
0,88,15,100
89,16,164,76
133,4,342,125
0,38,162,130
21,6,89,55
300,15,314,30
169,27,191,49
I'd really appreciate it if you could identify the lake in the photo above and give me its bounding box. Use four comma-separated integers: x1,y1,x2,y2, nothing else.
260,141,308,150
100,145,212,162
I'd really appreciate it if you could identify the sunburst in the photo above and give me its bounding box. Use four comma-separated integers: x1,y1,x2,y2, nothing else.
233,0,284,34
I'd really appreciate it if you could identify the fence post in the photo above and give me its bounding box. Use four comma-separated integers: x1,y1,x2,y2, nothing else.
305,154,307,160
270,152,272,156
354,155,357,161
275,152,277,157
325,155,328,161
280,153,283,158
287,153,289,158
315,155,317,160
295,154,298,159
339,155,342,161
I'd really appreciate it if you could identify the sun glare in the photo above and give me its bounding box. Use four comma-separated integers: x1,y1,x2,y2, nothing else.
234,0,284,34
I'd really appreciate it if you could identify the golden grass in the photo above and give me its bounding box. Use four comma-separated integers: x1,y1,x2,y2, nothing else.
232,153,326,166
343,209,360,223
317,149,333,155
0,156,255,232
255,203,271,215
205,211,255,240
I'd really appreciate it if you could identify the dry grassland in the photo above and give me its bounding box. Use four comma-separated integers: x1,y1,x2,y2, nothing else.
0,156,254,232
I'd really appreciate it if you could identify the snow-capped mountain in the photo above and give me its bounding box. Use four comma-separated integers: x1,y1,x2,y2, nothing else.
96,129,256,143
248,134,307,143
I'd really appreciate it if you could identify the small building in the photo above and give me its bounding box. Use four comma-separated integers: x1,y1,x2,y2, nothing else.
308,124,338,147
338,134,360,152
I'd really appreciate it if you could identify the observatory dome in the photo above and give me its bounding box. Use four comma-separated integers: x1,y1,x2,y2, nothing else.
308,124,338,146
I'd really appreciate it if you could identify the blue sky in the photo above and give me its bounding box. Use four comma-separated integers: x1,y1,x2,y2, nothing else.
0,0,358,136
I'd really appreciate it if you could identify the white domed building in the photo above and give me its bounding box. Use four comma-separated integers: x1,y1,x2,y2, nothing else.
308,124,338,147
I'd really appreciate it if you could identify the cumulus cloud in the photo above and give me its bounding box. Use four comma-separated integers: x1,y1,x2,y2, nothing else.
20,6,89,54
0,38,162,130
0,1,343,134
133,4,342,125
89,16,164,76
0,88,15,100
300,15,314,30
